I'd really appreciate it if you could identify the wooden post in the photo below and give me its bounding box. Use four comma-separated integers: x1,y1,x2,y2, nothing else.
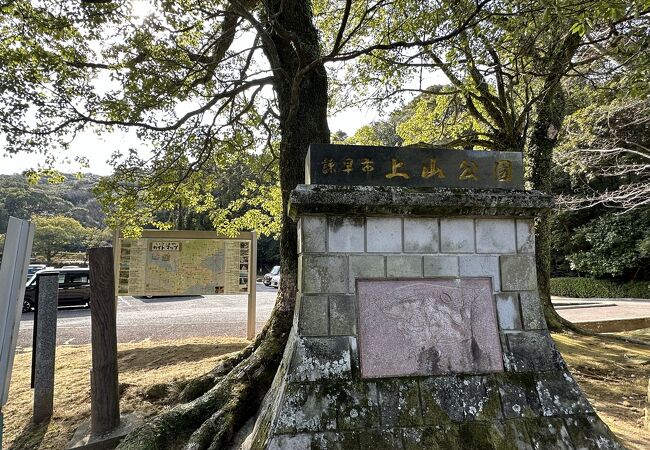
247,232,257,340
88,247,120,434
32,272,58,423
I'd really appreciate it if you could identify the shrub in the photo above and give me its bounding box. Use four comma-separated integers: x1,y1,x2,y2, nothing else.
567,212,648,278
550,277,650,299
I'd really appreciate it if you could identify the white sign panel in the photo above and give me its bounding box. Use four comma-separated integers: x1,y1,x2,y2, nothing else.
0,217,35,406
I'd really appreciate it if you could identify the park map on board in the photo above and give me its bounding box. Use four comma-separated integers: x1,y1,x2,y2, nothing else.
116,237,250,296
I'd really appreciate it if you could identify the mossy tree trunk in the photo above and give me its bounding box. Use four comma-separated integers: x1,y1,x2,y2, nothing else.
526,33,581,331
116,2,329,449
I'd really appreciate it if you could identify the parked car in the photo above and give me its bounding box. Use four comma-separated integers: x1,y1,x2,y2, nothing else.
263,265,280,286
270,274,280,288
23,267,91,312
26,264,46,281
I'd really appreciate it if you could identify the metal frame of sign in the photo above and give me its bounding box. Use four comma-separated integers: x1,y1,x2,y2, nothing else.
112,230,257,339
0,217,35,445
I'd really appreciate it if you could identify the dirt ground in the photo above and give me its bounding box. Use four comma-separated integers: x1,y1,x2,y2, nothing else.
2,332,649,450
553,330,650,450
2,337,250,450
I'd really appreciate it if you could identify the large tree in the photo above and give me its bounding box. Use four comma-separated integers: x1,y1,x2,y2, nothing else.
31,214,89,264
1,1,489,447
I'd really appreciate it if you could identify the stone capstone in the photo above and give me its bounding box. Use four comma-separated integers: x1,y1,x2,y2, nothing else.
288,185,553,220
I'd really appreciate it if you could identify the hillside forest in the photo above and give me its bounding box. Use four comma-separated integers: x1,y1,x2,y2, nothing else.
0,172,281,271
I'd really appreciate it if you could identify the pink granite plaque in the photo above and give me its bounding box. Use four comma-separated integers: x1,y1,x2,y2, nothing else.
356,278,504,378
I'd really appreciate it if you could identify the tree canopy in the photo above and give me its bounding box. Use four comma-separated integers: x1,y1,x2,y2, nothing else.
31,214,89,263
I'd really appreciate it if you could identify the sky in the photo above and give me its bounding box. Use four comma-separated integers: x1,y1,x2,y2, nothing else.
0,105,381,176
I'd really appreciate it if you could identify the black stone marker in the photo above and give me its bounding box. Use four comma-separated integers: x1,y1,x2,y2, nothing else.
305,144,524,190
32,272,58,424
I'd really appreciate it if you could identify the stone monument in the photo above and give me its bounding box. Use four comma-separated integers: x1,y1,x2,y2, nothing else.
250,144,623,449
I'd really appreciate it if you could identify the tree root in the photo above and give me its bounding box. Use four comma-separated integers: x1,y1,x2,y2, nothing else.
133,345,256,407
546,307,585,333
184,354,266,450
177,342,256,403
116,332,284,449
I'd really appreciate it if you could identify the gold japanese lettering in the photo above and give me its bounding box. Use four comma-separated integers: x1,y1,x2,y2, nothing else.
342,157,354,174
385,158,410,179
360,158,374,173
494,160,513,182
321,158,336,174
459,160,479,181
421,158,446,179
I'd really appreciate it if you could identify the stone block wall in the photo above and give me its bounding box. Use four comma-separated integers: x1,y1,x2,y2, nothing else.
255,213,623,450
297,215,541,338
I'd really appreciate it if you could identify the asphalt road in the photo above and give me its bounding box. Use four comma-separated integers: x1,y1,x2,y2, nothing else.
20,285,645,349
16,282,278,348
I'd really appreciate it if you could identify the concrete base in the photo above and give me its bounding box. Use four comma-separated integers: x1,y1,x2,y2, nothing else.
67,413,142,450
554,298,650,332
579,317,650,333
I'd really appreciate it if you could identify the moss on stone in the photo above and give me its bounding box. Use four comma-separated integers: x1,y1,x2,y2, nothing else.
475,388,503,422
523,417,574,450
359,428,404,450
402,426,454,450
493,372,541,419
377,379,423,427
311,431,360,450
334,381,380,431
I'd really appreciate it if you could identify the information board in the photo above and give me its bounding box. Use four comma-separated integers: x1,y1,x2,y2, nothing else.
114,231,255,297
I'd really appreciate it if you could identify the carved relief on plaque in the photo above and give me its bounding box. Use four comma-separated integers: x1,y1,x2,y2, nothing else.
356,278,504,378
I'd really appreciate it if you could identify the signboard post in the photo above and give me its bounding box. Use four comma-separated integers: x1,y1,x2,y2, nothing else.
113,230,258,339
247,232,257,340
0,217,35,446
